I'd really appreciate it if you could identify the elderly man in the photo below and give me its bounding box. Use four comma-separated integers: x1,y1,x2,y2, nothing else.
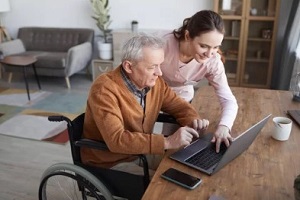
81,34,209,174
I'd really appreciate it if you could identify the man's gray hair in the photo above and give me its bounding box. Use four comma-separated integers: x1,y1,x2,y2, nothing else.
121,33,165,63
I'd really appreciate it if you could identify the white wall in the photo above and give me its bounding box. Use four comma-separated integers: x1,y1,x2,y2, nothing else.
2,0,213,38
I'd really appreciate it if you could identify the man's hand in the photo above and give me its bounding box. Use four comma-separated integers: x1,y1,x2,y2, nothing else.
211,125,233,153
164,127,199,149
192,118,209,133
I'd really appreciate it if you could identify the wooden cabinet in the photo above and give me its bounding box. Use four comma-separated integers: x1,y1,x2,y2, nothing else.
92,59,113,80
213,0,280,88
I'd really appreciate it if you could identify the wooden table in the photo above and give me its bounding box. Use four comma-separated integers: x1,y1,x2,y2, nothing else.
0,56,41,100
142,86,300,200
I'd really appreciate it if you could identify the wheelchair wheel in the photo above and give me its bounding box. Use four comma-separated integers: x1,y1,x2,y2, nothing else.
38,163,114,200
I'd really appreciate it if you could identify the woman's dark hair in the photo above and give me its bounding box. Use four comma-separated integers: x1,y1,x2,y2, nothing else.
173,10,225,41
173,10,225,63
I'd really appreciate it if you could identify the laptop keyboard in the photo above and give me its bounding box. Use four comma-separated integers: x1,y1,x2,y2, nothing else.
185,143,227,170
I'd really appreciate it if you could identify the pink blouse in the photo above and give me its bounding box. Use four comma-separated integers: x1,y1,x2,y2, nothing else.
160,33,238,130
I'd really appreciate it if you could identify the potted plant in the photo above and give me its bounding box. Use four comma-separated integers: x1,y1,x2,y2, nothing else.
90,0,113,60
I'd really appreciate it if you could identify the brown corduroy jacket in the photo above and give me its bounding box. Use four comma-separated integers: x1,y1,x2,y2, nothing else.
81,66,200,168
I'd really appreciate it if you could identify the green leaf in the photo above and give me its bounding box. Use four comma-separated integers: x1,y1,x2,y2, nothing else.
90,0,112,33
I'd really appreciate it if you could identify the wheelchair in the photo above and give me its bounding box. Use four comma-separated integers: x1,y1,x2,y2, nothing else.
38,112,176,200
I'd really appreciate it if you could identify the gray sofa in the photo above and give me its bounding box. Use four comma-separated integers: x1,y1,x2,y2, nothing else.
0,27,94,88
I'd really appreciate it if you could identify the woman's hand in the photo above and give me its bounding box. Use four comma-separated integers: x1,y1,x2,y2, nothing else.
211,125,233,153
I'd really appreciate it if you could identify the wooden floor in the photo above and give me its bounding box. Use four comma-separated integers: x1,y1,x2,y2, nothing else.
0,72,92,200
0,135,71,199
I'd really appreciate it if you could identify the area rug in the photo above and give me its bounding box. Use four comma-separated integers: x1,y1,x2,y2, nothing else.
0,88,51,107
43,128,69,143
0,88,87,144
32,91,87,114
27,109,78,144
0,109,79,144
0,114,67,140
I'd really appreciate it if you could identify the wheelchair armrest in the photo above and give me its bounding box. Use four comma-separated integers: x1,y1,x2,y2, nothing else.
76,139,150,185
75,140,149,167
75,139,109,151
156,113,178,124
75,139,151,187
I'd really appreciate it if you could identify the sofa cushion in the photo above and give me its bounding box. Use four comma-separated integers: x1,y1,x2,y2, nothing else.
13,51,47,58
35,52,67,69
0,39,25,56
10,51,66,69
18,27,94,52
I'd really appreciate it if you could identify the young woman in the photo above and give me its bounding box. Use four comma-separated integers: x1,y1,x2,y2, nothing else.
161,10,238,152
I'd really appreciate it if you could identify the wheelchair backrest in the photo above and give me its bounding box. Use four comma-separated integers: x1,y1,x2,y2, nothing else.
68,113,85,164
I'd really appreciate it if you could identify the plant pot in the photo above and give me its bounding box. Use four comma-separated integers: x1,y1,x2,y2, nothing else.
97,42,113,60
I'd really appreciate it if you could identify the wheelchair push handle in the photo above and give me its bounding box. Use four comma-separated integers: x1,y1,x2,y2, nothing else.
48,115,71,124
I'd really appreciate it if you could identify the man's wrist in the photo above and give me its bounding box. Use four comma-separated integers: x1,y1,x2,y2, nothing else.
164,137,170,149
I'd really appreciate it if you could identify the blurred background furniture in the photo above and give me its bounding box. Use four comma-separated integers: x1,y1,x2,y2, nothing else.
92,59,113,81
0,27,94,88
0,0,11,43
213,0,280,88
0,56,41,100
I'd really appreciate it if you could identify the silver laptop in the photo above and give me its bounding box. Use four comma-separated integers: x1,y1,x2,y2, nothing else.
287,110,300,126
169,114,271,175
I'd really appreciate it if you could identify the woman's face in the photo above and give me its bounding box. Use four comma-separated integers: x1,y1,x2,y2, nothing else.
187,30,224,63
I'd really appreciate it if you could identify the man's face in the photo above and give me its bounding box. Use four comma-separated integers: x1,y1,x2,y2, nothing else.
126,47,164,89
188,30,223,63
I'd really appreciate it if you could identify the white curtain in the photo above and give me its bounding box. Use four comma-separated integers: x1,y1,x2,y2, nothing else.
290,43,300,91
272,0,300,90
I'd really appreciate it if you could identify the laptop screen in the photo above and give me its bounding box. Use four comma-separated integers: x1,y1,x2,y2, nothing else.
287,110,300,126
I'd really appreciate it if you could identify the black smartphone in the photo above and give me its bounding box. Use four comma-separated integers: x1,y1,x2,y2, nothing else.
161,168,202,190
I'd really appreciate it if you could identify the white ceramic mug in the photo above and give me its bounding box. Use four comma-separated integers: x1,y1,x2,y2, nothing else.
272,117,292,141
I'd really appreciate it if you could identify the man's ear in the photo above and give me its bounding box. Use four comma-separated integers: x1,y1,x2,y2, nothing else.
122,60,133,74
